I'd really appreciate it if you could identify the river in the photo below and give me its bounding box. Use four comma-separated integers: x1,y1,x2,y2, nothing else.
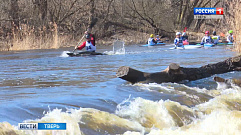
0,43,241,135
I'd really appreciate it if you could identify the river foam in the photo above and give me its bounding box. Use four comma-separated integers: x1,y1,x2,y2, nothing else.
1,82,241,135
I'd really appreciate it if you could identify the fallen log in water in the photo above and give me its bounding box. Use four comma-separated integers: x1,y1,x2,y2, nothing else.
116,55,241,84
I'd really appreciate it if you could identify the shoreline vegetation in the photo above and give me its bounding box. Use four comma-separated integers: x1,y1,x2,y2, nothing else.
0,0,240,52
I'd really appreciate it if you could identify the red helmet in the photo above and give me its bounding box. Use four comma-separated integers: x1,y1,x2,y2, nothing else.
205,31,209,34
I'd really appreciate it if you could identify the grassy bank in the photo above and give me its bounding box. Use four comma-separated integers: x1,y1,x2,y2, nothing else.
0,27,161,51
0,23,73,51
0,24,234,52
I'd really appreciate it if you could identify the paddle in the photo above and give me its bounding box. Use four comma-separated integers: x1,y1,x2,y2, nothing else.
72,34,86,53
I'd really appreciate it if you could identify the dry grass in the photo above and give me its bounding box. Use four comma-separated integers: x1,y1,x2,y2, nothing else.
2,25,229,51
10,22,59,51
0,22,74,51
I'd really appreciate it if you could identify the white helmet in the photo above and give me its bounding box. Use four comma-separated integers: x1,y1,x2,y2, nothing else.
176,32,181,35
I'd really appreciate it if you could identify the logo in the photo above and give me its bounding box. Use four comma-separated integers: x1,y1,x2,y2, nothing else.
18,123,66,130
194,8,223,15
18,123,38,130
194,7,223,19
216,8,223,15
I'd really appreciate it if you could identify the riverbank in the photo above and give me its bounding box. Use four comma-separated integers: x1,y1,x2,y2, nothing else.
0,29,230,52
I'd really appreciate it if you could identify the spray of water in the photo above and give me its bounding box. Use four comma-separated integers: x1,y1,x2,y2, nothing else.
104,40,125,55
59,51,70,57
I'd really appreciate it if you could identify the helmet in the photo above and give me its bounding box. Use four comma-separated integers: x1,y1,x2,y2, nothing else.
150,34,154,38
182,32,186,36
213,31,216,35
156,35,159,37
229,30,233,34
176,32,181,35
85,34,90,39
205,31,209,34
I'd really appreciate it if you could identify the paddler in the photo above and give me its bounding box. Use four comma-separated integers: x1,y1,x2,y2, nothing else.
212,31,220,45
182,32,188,41
174,32,184,48
75,34,96,52
147,34,157,45
155,35,162,43
182,32,189,45
227,30,234,43
201,31,213,45
85,28,96,46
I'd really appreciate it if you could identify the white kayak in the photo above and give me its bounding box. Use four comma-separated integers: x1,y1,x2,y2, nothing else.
185,45,202,49
170,45,202,49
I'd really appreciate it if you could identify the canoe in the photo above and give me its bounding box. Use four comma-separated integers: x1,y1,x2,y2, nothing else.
67,51,106,57
204,43,215,47
140,42,166,47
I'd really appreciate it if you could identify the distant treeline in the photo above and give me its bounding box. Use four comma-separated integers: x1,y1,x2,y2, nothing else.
0,0,236,51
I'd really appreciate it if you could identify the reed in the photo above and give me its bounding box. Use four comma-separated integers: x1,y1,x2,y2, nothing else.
0,22,73,51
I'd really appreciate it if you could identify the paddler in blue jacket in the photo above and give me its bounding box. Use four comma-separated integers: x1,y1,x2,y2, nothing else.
201,31,214,45
147,34,157,45
174,32,184,49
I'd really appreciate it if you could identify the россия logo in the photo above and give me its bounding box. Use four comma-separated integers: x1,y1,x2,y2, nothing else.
194,8,223,15
194,7,223,19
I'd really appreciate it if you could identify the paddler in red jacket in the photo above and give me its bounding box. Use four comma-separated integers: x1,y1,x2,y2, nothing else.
75,34,96,52
85,28,95,46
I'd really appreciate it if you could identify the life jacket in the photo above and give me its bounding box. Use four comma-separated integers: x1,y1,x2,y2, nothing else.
201,36,212,44
212,36,220,44
227,35,234,43
148,38,155,45
85,41,96,52
174,37,183,46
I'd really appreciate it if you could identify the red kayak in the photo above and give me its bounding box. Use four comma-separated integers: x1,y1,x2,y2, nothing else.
183,40,189,45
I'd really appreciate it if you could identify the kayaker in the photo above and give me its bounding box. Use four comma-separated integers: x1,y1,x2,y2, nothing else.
227,30,234,43
75,34,96,52
182,32,188,41
201,31,213,45
174,32,184,48
85,28,95,46
155,35,162,43
182,32,189,45
212,31,220,44
147,34,157,45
